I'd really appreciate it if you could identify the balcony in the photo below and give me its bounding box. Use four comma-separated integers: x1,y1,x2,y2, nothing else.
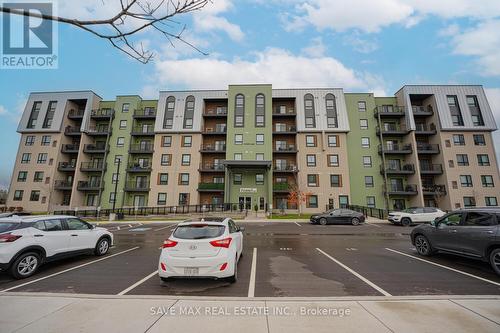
380,164,415,175
378,144,412,155
126,163,152,173
422,184,447,196
131,125,155,136
199,163,225,172
202,127,227,135
415,123,437,135
200,144,226,153
80,161,106,172
83,143,109,154
419,164,443,175
273,183,291,193
204,107,228,117
273,125,297,134
198,183,225,192
124,181,150,192
386,184,418,196
54,180,73,190
133,108,156,119
376,124,409,136
412,106,434,117
61,144,80,154
64,126,81,136
273,144,297,153
417,143,440,154
91,109,114,119
86,126,110,136
58,162,76,172
68,109,84,119
374,106,405,118
273,165,298,173
128,143,154,154
273,107,296,117
77,180,103,191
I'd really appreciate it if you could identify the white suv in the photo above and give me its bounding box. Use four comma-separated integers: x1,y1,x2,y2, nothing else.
388,207,445,226
0,215,113,279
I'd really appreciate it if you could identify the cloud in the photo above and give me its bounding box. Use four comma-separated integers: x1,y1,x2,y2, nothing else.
301,37,326,57
0,95,27,123
484,88,500,164
0,105,7,116
343,33,379,53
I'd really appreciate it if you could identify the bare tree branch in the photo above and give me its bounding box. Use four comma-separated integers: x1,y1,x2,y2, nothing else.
0,0,210,63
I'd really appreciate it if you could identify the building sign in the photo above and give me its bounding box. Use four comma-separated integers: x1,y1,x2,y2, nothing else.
239,188,257,193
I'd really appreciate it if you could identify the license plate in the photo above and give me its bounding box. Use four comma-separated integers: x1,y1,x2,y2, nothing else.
184,267,199,276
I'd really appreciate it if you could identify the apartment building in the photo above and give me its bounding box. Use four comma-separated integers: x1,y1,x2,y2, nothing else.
6,85,500,213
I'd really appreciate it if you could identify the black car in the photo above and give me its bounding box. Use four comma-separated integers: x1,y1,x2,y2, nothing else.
410,207,500,275
310,209,365,225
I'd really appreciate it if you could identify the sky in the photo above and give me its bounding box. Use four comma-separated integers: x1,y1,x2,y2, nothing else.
1,0,500,189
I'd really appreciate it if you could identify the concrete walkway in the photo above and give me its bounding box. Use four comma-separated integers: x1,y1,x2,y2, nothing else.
1,293,499,333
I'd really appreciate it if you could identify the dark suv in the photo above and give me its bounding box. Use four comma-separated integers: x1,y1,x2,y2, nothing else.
410,207,500,275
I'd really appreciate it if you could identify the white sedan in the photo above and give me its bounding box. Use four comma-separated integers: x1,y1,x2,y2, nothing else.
158,218,244,283
388,207,445,226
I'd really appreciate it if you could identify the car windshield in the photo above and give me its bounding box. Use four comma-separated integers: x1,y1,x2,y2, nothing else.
173,224,225,240
0,222,21,233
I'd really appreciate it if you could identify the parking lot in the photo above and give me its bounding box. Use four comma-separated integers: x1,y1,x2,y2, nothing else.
1,221,500,297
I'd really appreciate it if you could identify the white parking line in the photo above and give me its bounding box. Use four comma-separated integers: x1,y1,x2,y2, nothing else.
154,225,175,231
117,270,158,295
248,248,257,297
0,247,140,292
316,248,392,296
294,222,302,227
385,248,500,287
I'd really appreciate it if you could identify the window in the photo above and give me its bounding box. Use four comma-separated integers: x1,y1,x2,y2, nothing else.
25,135,35,146
481,175,494,187
179,173,189,185
256,174,264,185
460,175,473,187
158,173,168,185
157,193,167,205
307,174,318,187
181,154,191,166
235,134,243,144
109,192,116,203
114,155,123,164
473,134,485,146
361,137,370,148
307,195,318,208
464,212,496,226
30,190,40,201
42,101,57,128
463,197,476,208
256,153,264,161
161,154,171,166
256,134,264,145
37,153,47,164
119,120,127,129
13,190,23,201
449,160,455,168
447,95,464,126
452,181,458,189
445,140,451,147
44,219,64,231
116,137,125,147
234,153,242,160
325,93,337,128
21,153,31,164
163,96,175,129
33,172,44,182
235,94,245,127
328,135,338,147
328,154,339,167
364,176,374,187
467,96,484,126
477,154,490,166
179,193,190,205
162,136,172,147
17,171,27,182
112,173,118,184
182,136,192,147
358,101,366,112
183,95,195,129
453,134,465,145
439,212,463,226
307,154,316,167
456,154,469,166
213,176,224,184
27,101,42,128
234,173,242,185
41,135,51,146
304,94,315,128
360,119,368,129
367,196,376,208
330,174,342,187
122,103,130,113
485,197,498,206
363,156,372,168
306,135,316,147
255,94,265,127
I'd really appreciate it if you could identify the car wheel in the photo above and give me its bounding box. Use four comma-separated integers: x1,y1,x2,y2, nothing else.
415,235,433,256
351,217,360,226
95,237,110,256
489,248,500,276
227,256,238,283
160,277,171,282
9,252,41,279
401,217,412,227
319,218,328,225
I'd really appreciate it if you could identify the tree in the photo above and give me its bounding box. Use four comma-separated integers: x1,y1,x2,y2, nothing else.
287,183,310,216
0,0,209,63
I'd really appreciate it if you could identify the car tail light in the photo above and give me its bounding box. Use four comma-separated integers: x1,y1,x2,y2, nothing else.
220,263,228,271
162,239,178,248
160,262,167,271
210,237,232,248
0,233,22,243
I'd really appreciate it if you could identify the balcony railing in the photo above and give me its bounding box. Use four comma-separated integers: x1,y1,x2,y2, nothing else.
131,126,155,135
68,109,84,119
419,164,443,174
83,143,109,153
273,107,296,116
200,144,226,152
198,183,225,191
124,181,150,192
273,165,298,172
422,184,447,195
387,184,418,195
133,109,156,118
273,125,297,133
415,123,437,134
204,107,228,116
128,143,154,154
64,126,81,136
274,144,297,152
80,161,106,172
87,126,110,136
54,180,73,190
202,127,227,134
378,144,412,154
58,162,76,171
374,106,405,117
91,109,114,118
417,143,440,154
380,164,415,175
127,163,152,172
61,144,80,153
199,163,225,171
376,124,409,135
77,180,103,191
273,183,291,191
412,106,434,116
